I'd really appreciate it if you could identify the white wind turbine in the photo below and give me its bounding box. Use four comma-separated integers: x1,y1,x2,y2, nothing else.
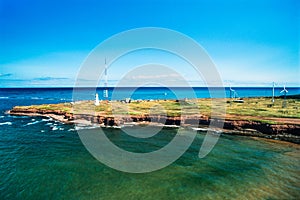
280,85,288,98
229,86,236,98
280,85,288,108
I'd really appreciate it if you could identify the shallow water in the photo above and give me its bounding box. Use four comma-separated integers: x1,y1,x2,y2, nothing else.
0,117,299,199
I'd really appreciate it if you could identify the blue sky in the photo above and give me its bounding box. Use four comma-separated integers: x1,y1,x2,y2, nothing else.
0,0,299,87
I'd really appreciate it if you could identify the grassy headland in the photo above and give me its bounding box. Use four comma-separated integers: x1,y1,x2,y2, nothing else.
11,96,299,124
9,96,300,143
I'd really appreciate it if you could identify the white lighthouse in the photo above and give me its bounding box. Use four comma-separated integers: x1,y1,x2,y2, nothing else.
95,93,100,106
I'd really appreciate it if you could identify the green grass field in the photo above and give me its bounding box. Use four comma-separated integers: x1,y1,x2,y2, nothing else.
14,97,300,124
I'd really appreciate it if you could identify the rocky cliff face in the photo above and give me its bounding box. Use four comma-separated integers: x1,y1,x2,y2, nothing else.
8,107,74,123
8,107,300,144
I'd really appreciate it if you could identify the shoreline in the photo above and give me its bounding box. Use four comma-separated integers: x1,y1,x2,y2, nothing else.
8,105,300,144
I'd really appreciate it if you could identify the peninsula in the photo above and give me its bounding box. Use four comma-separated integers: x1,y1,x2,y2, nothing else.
8,96,300,144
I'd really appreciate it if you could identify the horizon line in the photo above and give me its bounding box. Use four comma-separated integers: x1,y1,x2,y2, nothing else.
1,86,299,89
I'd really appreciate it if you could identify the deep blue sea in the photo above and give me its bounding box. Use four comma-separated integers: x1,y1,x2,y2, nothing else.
0,87,299,199
0,87,299,102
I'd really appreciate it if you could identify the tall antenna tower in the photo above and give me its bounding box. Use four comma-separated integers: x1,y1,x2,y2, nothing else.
103,58,108,101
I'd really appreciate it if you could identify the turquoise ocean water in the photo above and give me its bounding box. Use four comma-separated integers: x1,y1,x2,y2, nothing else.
0,87,299,199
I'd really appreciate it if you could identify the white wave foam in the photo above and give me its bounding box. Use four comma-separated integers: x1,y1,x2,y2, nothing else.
192,127,208,131
0,122,12,126
0,97,9,99
192,127,222,134
52,126,58,131
75,125,99,131
42,118,52,122
0,116,4,118
24,120,41,126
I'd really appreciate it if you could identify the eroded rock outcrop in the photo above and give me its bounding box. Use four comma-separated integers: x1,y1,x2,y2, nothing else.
8,106,300,144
